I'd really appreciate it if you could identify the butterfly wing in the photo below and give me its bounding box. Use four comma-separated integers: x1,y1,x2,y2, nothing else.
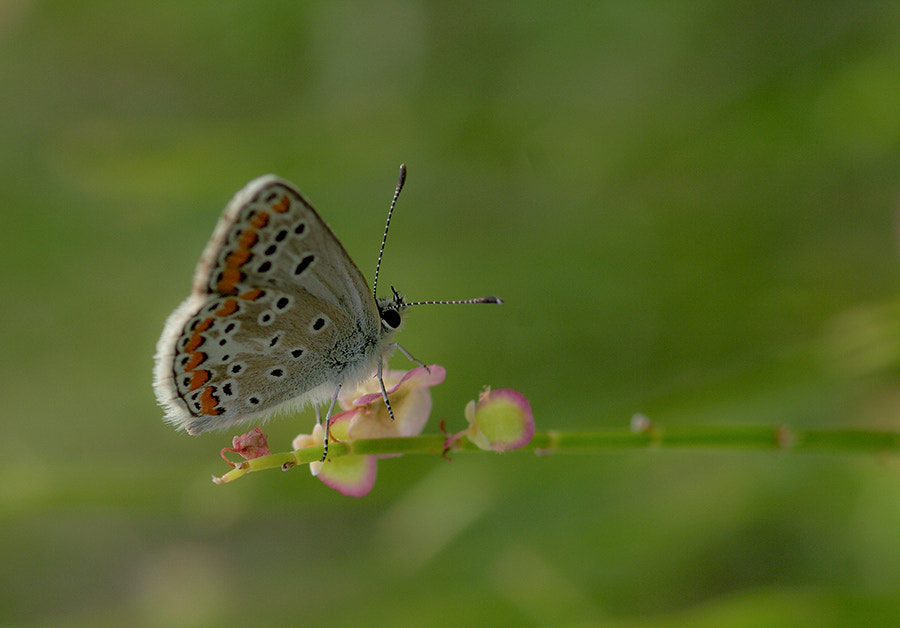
153,176,383,434
193,176,373,314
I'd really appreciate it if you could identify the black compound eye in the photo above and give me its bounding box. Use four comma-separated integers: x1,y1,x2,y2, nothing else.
381,309,401,330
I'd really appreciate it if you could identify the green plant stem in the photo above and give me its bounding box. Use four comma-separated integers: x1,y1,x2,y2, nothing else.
213,425,900,484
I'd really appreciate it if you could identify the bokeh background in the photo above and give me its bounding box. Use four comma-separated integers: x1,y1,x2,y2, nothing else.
4,2,900,626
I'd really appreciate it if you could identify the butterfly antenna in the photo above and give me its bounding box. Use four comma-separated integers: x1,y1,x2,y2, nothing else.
373,164,407,298
404,296,504,306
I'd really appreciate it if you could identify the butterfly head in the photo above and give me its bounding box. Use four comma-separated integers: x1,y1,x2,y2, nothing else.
376,286,408,333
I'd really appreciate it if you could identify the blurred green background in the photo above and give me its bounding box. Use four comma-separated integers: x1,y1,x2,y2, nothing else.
4,2,900,626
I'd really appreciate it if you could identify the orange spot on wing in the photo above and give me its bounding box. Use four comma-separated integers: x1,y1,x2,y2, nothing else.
240,288,265,301
216,268,243,293
238,230,259,249
226,248,252,268
184,336,202,353
195,318,214,333
199,386,222,415
184,319,212,352
189,370,211,391
250,211,270,228
216,299,239,317
271,195,290,213
185,352,206,371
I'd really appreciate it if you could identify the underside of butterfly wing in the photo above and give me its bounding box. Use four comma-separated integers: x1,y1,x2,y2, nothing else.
154,176,388,434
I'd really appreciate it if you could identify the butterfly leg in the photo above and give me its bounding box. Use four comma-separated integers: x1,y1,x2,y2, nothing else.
392,342,430,373
320,383,342,461
377,362,396,422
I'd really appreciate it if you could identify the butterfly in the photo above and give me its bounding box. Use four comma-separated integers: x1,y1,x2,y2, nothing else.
153,165,500,457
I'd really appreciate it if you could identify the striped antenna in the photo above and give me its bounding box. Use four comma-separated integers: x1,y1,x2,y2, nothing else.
372,163,406,298
405,296,503,306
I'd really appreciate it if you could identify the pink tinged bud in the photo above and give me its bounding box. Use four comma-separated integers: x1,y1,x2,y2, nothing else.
220,427,270,465
467,388,534,452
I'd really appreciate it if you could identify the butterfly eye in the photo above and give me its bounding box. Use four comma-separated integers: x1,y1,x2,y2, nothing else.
381,309,401,330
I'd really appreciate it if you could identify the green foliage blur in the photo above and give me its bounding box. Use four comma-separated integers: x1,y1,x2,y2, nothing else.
3,2,900,626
